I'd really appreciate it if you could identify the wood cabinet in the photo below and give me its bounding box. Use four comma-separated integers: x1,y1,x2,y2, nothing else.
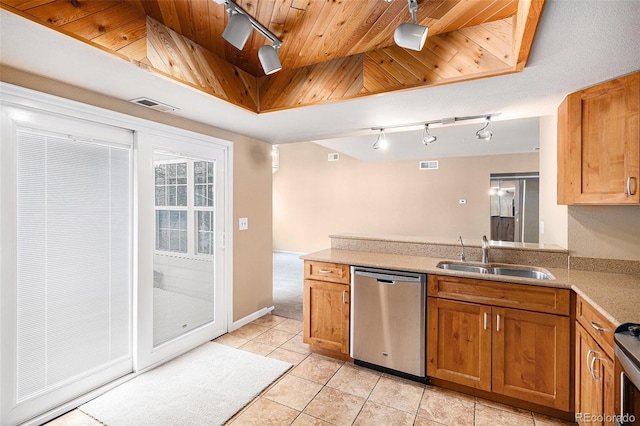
427,274,571,411
575,296,616,425
558,71,640,204
303,261,350,356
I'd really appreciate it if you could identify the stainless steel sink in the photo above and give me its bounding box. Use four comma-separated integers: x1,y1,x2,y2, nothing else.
436,261,554,280
436,263,489,274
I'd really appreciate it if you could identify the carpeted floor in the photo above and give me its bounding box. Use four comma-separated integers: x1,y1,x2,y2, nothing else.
272,251,304,321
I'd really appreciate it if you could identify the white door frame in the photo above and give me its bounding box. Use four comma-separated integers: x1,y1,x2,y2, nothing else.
134,130,231,371
0,83,234,423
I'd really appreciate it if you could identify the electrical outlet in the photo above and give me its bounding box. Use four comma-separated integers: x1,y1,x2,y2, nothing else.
239,217,248,231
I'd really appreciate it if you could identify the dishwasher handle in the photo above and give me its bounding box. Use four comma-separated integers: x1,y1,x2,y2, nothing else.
354,270,423,283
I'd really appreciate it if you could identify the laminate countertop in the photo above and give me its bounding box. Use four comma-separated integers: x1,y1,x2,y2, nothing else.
301,248,640,326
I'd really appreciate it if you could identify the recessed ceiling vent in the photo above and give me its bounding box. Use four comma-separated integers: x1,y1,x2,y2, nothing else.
129,97,179,112
328,153,340,161
419,160,439,170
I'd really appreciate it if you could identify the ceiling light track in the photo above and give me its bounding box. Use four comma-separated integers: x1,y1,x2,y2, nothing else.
214,0,283,74
371,113,499,150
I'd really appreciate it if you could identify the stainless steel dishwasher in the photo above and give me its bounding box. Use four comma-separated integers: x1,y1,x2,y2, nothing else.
350,266,427,380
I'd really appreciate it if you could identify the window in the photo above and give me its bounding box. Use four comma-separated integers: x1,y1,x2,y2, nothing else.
154,157,215,256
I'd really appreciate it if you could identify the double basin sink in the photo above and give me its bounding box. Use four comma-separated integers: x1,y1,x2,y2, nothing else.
436,261,555,280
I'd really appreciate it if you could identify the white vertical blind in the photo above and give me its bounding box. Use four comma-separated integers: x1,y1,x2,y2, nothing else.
16,129,131,402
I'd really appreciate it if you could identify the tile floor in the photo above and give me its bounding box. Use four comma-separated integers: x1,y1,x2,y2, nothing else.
47,314,577,426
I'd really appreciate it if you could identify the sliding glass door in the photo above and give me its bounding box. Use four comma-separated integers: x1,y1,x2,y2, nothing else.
0,107,133,425
136,133,228,370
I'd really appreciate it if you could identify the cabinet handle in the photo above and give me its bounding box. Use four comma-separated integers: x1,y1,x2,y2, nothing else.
484,312,488,330
589,355,602,381
627,176,637,196
621,371,626,418
590,321,605,332
586,349,596,374
318,269,332,274
342,290,347,304
496,314,501,332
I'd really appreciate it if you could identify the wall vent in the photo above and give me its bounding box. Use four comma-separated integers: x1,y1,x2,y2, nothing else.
129,97,179,112
328,153,340,161
419,160,439,170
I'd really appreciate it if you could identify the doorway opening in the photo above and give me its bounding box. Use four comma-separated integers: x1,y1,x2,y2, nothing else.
490,173,539,243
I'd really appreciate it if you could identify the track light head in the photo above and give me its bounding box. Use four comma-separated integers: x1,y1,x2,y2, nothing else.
373,129,387,150
222,11,252,50
394,22,428,51
394,0,428,51
422,124,437,145
476,118,493,141
258,45,282,75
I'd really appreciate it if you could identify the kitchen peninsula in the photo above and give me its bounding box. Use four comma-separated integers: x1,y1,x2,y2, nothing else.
301,233,640,421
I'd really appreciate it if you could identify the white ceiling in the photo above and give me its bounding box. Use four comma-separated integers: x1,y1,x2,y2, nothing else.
1,0,639,155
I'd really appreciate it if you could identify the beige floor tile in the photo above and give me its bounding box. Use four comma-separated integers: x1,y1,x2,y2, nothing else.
533,412,577,426
267,348,309,366
47,410,102,426
414,417,448,426
417,387,475,426
264,375,323,411
214,333,249,348
354,400,415,426
273,318,304,334
475,403,534,426
368,375,425,414
290,413,332,425
254,329,297,347
303,387,366,426
238,340,277,356
291,353,344,384
476,397,533,416
230,397,299,425
280,334,311,354
326,363,381,398
251,314,288,328
229,323,270,340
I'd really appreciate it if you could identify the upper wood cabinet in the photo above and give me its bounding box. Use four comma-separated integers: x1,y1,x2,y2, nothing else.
558,71,640,204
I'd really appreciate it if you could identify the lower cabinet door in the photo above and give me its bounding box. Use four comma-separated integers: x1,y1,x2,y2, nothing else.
576,325,615,425
491,307,571,411
303,279,350,354
427,298,492,391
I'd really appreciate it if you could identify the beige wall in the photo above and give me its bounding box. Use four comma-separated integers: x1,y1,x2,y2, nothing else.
539,115,568,248
568,206,640,261
273,142,539,253
1,65,273,322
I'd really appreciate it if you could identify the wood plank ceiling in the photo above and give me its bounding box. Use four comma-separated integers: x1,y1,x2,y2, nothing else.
1,0,545,113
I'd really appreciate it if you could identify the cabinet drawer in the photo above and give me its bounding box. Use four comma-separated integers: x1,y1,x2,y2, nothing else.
304,260,350,284
428,275,570,316
576,295,615,357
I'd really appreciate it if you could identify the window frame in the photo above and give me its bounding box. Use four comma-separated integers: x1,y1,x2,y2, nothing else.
153,157,216,259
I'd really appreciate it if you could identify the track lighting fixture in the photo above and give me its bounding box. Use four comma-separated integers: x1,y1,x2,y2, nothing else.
222,10,252,50
258,44,282,75
394,0,428,51
215,0,283,75
373,129,387,150
475,117,493,141
422,124,437,145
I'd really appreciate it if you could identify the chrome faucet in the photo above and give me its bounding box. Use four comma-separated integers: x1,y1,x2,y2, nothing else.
482,235,490,264
458,235,465,261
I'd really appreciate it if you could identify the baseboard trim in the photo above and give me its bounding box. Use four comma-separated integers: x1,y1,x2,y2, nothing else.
273,250,305,255
228,306,275,332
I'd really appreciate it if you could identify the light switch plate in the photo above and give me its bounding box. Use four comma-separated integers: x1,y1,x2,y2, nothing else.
239,217,248,231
